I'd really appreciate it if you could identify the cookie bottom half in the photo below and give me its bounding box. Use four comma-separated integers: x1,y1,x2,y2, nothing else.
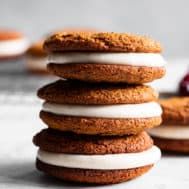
36,159,153,184
47,63,165,84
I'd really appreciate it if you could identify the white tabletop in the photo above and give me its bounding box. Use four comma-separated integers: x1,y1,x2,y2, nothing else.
0,59,189,189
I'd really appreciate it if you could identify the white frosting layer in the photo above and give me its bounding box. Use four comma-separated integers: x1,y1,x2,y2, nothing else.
149,125,189,139
0,38,29,56
37,146,161,170
48,52,166,67
42,102,162,118
26,56,47,70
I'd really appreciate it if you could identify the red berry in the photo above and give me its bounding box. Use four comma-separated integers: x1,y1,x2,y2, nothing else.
179,72,189,96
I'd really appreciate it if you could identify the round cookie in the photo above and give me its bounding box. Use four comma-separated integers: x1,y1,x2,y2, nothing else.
160,97,189,125
44,32,166,84
38,80,162,135
37,80,158,105
34,129,161,184
26,40,48,74
0,29,29,60
149,97,189,153
33,129,153,154
36,160,153,184
152,136,189,153
44,32,161,52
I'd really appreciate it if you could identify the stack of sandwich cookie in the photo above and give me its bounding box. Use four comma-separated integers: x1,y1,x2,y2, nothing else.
149,97,189,153
33,32,166,184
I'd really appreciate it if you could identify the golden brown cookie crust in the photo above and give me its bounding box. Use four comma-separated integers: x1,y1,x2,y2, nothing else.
160,97,189,125
40,111,162,135
44,32,162,53
0,30,24,40
47,63,165,84
37,80,158,105
153,136,189,153
33,129,153,154
27,40,46,57
36,159,153,184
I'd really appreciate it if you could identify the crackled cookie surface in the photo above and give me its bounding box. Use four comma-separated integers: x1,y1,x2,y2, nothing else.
34,129,160,184
44,32,166,83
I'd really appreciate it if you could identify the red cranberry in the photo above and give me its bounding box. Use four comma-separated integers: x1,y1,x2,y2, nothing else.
179,72,189,96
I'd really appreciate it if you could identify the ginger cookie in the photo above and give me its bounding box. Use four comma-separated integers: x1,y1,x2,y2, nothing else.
26,40,48,74
38,80,162,135
44,32,166,83
0,29,29,60
34,129,161,184
149,97,189,153
160,97,189,125
37,80,158,105
33,129,153,154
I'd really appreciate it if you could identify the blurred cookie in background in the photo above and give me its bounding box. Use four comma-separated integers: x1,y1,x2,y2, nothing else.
26,40,48,75
0,29,29,61
148,97,189,153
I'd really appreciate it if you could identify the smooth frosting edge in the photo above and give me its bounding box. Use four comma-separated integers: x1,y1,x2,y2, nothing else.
42,101,162,119
48,52,166,67
149,125,189,139
37,146,161,170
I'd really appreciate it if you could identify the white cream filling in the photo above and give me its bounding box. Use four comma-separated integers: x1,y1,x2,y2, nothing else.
26,56,47,70
48,52,166,67
37,146,161,170
42,101,162,118
149,125,189,139
0,38,29,56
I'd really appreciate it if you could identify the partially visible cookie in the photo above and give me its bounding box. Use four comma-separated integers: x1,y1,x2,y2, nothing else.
26,40,48,74
0,29,29,60
152,137,189,153
37,80,158,105
149,97,189,153
160,97,189,125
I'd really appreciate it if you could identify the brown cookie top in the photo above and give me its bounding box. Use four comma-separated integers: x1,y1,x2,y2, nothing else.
37,80,158,105
27,40,46,57
43,32,162,53
160,97,189,125
0,30,24,40
33,129,153,154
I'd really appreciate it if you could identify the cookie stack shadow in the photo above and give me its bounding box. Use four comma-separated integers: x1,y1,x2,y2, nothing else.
33,32,166,184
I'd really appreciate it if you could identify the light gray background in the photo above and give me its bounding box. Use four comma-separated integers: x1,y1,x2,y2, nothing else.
0,0,189,57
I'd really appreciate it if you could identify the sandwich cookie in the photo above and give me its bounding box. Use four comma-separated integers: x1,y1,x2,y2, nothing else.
26,40,48,74
38,80,162,135
33,129,161,184
0,29,29,60
149,97,189,153
44,32,166,84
